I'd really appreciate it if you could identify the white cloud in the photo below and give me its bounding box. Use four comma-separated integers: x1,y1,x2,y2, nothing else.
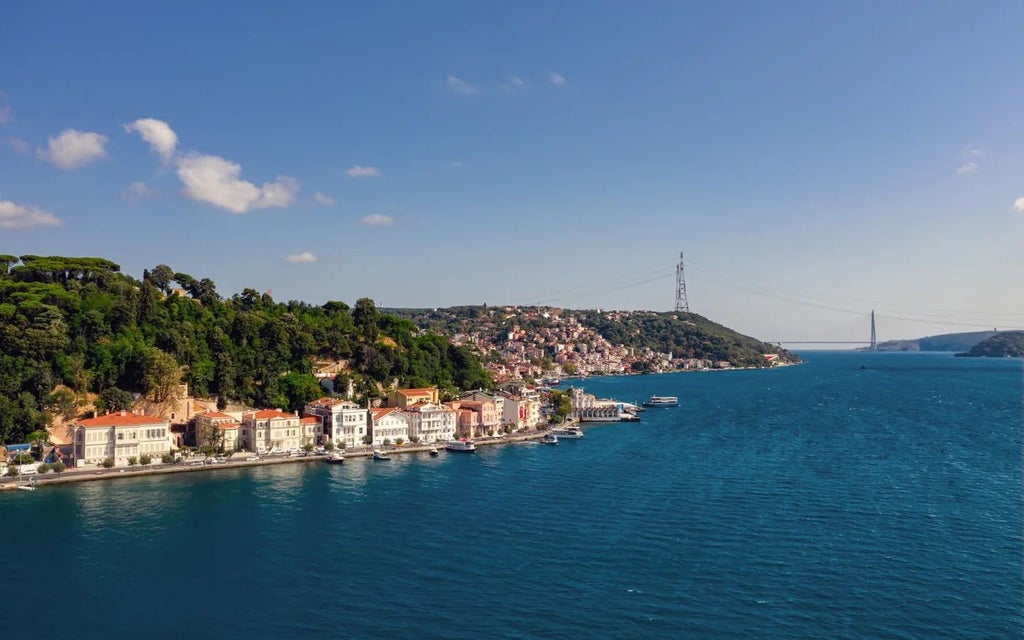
360,213,394,226
286,251,318,263
7,137,28,154
963,145,983,158
0,198,63,230
314,192,335,205
175,152,298,213
447,75,479,94
501,76,526,91
37,129,109,169
956,161,978,175
1014,197,1024,212
0,92,11,124
125,181,151,198
345,165,381,178
548,71,567,86
124,118,178,162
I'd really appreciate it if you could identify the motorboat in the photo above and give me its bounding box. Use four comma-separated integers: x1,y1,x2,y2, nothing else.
540,434,559,445
550,426,584,439
429,447,440,457
372,450,391,460
325,451,346,464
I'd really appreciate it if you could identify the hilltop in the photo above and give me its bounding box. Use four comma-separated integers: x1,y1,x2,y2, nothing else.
955,331,1024,358
863,331,999,353
386,305,800,379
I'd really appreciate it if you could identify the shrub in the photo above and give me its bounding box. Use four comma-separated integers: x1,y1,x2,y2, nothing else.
161,453,174,464
37,463,50,474
394,438,404,446
324,441,335,451
51,461,66,475
409,435,420,444
14,454,34,465
6,466,18,477
128,457,138,466
101,458,115,469
139,455,152,465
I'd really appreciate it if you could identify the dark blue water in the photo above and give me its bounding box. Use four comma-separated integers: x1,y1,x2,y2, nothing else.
2,352,1021,638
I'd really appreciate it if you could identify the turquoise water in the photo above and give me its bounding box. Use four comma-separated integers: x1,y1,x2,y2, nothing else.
2,352,1021,638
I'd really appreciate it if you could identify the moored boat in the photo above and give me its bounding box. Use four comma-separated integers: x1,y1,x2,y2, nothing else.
372,449,391,460
642,395,679,408
445,439,476,452
429,447,439,456
540,434,559,445
550,425,584,439
324,451,346,464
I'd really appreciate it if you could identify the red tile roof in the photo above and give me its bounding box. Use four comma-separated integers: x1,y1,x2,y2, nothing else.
245,410,296,420
76,412,167,428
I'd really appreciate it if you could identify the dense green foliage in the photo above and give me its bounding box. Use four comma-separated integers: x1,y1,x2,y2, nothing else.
580,311,798,367
956,331,1024,358
0,255,491,444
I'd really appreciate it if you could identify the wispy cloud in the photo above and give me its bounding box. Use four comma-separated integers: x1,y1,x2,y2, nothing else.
548,71,567,86
1014,197,1024,212
0,198,63,230
360,213,394,226
501,76,526,91
0,92,11,124
37,129,109,169
124,181,151,199
176,152,298,213
124,118,178,163
956,161,978,175
7,137,28,154
286,251,318,263
956,145,983,175
314,192,335,205
345,165,381,178
447,75,479,95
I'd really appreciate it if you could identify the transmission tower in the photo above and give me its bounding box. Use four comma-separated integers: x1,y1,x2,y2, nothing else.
675,252,690,313
870,309,877,350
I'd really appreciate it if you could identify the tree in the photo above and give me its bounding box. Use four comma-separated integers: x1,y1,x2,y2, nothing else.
149,264,174,293
51,461,65,476
37,463,50,474
101,458,114,469
128,456,138,466
14,453,34,465
394,438,404,446
563,362,578,375
302,443,314,453
161,453,174,464
45,388,78,420
142,347,182,403
324,440,335,451
6,466,18,477
97,388,133,414
139,454,152,465
26,429,49,458
353,298,380,341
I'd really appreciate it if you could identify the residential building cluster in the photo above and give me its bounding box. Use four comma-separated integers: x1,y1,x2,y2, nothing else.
443,306,716,382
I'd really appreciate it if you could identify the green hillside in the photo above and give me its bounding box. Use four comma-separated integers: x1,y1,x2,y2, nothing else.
866,330,999,352
955,331,1024,358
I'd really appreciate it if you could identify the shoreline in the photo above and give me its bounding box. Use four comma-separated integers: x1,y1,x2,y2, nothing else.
1,430,551,491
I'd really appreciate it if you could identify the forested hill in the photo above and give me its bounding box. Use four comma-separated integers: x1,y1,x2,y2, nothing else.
955,331,1024,358
866,331,999,352
0,255,490,445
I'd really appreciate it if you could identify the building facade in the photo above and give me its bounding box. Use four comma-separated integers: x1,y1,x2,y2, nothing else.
368,408,410,446
72,412,171,468
194,411,243,452
304,397,369,449
387,387,439,409
241,410,305,453
403,403,456,443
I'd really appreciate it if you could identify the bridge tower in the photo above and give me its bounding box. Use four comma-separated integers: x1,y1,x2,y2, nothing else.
675,252,689,313
870,309,877,350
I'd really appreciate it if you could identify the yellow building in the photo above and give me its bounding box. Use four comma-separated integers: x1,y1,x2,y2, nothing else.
387,387,439,409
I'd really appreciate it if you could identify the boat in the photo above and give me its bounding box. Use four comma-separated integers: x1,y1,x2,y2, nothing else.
324,451,346,464
550,425,584,439
540,434,559,445
428,447,439,457
445,439,477,452
642,395,679,408
372,450,391,460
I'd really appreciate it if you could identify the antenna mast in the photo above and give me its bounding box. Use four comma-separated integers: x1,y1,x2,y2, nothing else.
675,252,690,313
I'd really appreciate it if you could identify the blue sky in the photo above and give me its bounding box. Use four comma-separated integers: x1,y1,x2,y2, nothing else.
2,1,1023,344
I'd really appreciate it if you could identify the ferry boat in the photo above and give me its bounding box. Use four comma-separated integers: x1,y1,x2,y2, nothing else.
642,395,679,408
445,439,477,452
372,449,391,460
550,425,584,439
324,451,345,464
540,434,559,445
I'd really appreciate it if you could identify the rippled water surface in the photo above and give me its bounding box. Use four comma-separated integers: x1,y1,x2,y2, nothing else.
2,352,1020,638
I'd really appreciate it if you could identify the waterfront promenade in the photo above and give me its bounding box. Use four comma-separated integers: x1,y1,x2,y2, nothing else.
0,429,553,490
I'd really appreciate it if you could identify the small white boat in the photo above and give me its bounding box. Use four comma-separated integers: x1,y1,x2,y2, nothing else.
325,451,346,464
540,434,559,445
642,395,679,408
17,484,36,491
550,426,584,439
429,447,440,457
445,439,476,452
372,450,391,460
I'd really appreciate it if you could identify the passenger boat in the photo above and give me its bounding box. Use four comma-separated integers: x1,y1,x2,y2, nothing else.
372,449,391,460
540,434,559,445
550,426,584,439
429,447,440,457
324,451,345,464
445,439,476,452
642,395,679,408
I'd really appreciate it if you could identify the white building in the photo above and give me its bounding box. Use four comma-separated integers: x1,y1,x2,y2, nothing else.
194,410,242,452
404,403,456,443
303,397,369,449
369,408,410,446
241,410,306,453
72,412,172,468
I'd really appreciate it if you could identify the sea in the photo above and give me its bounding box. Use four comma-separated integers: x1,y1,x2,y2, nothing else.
1,351,1021,639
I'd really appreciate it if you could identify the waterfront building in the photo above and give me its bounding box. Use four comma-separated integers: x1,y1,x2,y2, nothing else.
240,410,303,454
194,411,243,452
447,398,501,437
71,412,171,468
303,397,369,449
387,387,439,409
369,408,410,446
461,391,504,424
403,402,456,443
